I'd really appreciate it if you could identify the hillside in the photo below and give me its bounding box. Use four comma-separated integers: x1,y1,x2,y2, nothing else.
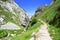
35,0,60,27
32,0,60,40
11,0,60,40
0,0,60,40
0,0,29,39
30,0,60,40
0,0,29,28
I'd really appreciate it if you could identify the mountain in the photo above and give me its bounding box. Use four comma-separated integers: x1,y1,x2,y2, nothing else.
11,0,60,40
0,0,29,29
34,0,60,27
29,0,60,40
0,0,60,40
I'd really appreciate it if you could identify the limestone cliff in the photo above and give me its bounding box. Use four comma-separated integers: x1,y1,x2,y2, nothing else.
0,0,29,29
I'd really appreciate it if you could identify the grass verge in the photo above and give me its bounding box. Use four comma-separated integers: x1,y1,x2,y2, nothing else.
48,25,60,40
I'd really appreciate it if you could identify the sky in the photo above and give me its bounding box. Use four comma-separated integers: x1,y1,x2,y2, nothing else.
14,0,52,17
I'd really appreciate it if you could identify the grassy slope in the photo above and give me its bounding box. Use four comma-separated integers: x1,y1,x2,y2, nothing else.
37,0,60,23
36,0,60,40
48,25,60,40
0,28,24,38
11,22,42,40
0,6,24,38
0,0,60,40
11,0,60,40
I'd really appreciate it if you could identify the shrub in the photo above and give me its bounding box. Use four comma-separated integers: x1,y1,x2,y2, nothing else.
30,18,37,26
49,6,60,28
0,30,8,38
57,6,60,12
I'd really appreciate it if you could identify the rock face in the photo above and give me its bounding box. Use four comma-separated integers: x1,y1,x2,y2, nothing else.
0,22,20,30
0,0,29,28
35,6,45,16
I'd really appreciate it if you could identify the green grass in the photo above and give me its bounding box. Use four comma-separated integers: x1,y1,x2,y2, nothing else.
0,27,24,38
36,0,60,23
11,22,42,40
0,27,24,34
0,30,8,38
48,25,60,40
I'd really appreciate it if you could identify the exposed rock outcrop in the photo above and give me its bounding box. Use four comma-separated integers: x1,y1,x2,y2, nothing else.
35,6,45,16
0,0,29,29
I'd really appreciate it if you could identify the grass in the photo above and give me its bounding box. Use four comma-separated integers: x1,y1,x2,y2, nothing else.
11,22,42,40
36,0,60,23
48,25,60,40
0,27,24,38
0,29,23,34
0,30,8,38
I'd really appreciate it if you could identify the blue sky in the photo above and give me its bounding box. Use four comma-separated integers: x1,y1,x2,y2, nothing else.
14,0,52,17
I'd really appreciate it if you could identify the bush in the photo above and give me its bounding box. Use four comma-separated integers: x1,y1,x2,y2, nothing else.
57,6,60,12
49,6,60,28
30,17,37,26
0,30,8,38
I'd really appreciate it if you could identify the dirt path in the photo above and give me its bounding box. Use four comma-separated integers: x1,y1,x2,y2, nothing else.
30,19,52,40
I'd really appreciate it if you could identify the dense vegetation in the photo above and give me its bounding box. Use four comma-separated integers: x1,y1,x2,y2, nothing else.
11,22,42,40
48,25,60,40
0,30,8,38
